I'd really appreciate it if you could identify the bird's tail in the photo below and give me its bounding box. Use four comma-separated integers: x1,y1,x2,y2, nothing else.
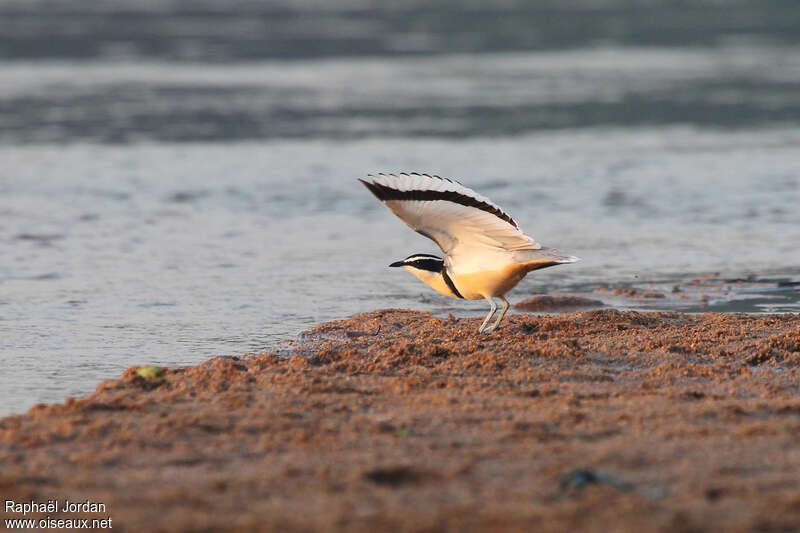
513,248,580,265
554,254,580,264
510,248,580,273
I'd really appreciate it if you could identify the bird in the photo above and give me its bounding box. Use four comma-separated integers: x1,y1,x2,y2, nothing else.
360,172,579,333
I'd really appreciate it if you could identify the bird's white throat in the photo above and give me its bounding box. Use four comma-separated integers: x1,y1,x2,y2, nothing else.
402,265,458,298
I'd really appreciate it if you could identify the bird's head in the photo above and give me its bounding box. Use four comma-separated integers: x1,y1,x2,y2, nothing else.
389,253,461,299
389,254,443,273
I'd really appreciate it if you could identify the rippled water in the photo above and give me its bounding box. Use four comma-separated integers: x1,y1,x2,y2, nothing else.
1,0,799,416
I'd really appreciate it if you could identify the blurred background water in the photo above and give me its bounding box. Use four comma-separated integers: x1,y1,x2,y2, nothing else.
1,0,799,416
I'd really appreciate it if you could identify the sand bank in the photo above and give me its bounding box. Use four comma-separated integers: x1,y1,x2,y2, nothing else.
2,309,800,531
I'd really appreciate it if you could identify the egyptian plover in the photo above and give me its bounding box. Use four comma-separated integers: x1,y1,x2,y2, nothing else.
360,172,579,333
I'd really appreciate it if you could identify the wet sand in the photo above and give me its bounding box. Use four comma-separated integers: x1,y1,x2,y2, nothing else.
2,308,800,532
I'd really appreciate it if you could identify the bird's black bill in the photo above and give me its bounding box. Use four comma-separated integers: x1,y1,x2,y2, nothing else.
389,261,405,267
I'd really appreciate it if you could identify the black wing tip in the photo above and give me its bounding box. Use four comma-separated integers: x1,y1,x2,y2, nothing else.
359,177,386,201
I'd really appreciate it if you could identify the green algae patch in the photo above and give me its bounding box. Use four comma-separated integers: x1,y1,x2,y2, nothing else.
136,365,165,380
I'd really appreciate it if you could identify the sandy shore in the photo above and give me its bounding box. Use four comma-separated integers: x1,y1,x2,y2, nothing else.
2,309,800,532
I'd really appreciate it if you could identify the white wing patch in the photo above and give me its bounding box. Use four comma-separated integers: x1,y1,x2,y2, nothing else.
360,173,541,261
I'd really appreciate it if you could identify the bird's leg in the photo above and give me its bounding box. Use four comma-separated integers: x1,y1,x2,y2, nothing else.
484,296,509,332
478,298,497,333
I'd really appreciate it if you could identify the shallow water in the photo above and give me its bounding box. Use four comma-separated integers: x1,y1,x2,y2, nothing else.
1,1,800,416
2,130,799,415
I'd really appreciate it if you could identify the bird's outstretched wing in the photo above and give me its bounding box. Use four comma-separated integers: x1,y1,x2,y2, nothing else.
359,173,540,255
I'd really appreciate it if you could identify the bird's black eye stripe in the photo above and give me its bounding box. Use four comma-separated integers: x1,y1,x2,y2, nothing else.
405,258,443,272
